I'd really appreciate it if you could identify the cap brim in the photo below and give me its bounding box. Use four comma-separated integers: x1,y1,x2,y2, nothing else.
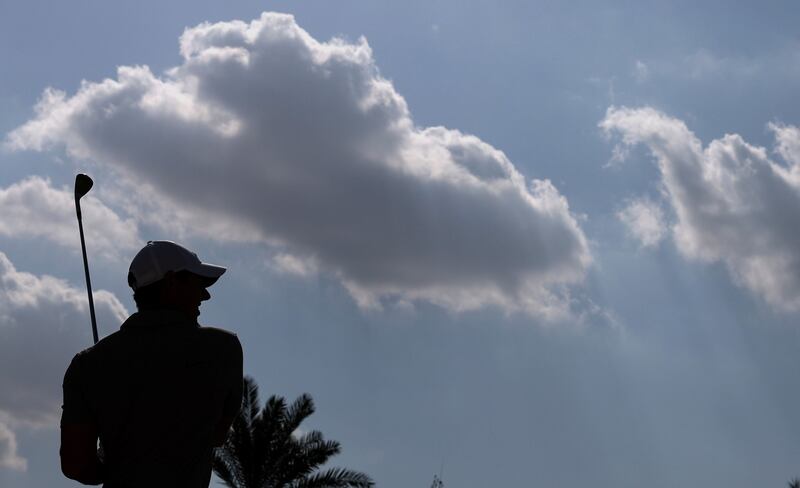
189,262,226,287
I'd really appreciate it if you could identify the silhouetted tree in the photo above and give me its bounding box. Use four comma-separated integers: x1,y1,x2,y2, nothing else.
789,478,800,488
213,376,374,488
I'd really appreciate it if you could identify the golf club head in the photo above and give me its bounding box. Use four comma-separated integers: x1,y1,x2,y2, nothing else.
75,173,93,199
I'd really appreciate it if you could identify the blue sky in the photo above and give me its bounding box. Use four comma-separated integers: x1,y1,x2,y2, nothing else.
2,1,800,487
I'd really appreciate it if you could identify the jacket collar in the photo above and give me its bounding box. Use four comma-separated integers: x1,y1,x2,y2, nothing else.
120,309,198,330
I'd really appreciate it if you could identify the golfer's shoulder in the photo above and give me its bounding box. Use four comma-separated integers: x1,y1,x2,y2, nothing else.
74,329,125,359
64,337,109,381
68,329,120,363
65,347,91,377
197,325,242,352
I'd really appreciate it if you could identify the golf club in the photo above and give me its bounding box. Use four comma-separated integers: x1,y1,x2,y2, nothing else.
74,173,99,344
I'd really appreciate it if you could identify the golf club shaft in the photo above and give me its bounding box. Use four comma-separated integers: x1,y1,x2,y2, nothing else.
76,199,99,344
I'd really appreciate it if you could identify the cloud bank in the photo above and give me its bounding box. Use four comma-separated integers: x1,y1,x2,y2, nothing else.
0,176,140,261
0,252,127,468
601,106,800,311
7,12,591,318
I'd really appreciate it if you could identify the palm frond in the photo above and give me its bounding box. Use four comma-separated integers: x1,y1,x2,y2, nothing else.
226,407,261,488
264,395,288,420
242,376,261,427
269,393,315,474
256,395,290,483
273,436,341,486
213,447,246,488
294,467,375,488
295,430,323,445
213,379,373,488
285,393,315,435
297,436,341,469
262,395,288,441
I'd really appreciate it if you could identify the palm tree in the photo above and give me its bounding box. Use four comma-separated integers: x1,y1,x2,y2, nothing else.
789,479,800,488
213,376,374,488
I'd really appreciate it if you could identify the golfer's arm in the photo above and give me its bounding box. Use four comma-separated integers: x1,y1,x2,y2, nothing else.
60,423,104,485
213,335,243,447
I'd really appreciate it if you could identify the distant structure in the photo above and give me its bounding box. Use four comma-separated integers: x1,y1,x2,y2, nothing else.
430,474,444,488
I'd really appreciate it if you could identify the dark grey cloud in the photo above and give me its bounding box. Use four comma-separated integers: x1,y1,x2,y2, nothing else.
601,106,800,311
8,12,590,317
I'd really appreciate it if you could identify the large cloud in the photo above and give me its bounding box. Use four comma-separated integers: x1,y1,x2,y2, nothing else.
0,251,127,469
6,12,590,317
601,106,800,311
0,176,140,261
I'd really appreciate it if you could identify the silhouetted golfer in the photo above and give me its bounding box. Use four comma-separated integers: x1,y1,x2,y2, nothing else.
60,240,243,487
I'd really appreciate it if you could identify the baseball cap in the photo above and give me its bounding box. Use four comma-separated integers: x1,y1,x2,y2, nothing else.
128,240,226,290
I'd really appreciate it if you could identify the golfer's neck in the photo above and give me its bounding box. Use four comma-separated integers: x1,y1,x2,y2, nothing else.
139,304,199,322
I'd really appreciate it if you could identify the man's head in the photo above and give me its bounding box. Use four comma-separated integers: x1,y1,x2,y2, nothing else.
128,241,226,317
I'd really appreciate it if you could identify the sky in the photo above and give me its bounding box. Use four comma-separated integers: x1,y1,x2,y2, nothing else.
1,1,800,487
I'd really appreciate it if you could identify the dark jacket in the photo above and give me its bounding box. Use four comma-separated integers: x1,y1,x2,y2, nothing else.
61,309,243,487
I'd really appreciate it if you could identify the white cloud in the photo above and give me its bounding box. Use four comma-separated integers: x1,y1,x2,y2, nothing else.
0,420,25,471
7,12,591,319
0,176,140,261
770,122,800,167
601,106,800,311
617,198,666,248
272,253,319,278
0,251,127,452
